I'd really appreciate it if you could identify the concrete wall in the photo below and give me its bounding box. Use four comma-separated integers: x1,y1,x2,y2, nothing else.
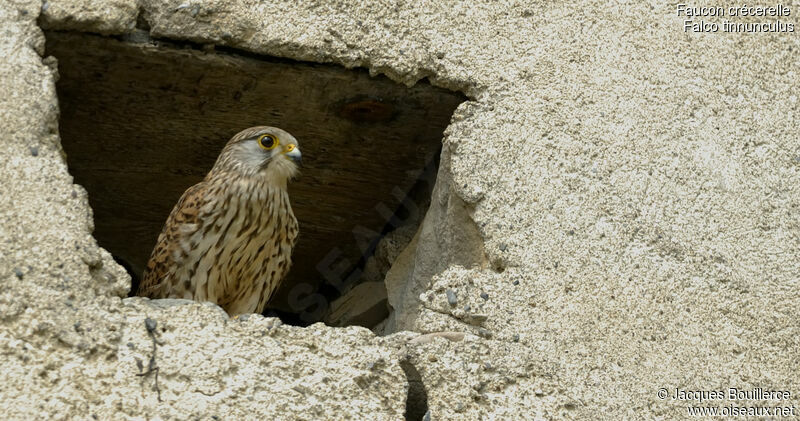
1,0,798,419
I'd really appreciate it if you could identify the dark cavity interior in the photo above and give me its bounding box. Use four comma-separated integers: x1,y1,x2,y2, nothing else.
45,31,464,327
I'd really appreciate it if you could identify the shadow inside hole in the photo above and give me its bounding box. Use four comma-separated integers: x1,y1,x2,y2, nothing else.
46,31,464,326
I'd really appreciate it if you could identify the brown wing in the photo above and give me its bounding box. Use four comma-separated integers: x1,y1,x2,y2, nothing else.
136,182,208,298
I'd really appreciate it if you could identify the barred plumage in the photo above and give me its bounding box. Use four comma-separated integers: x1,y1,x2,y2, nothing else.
136,126,301,316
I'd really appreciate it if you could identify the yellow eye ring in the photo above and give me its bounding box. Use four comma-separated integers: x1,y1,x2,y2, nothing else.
258,134,279,150
285,144,295,152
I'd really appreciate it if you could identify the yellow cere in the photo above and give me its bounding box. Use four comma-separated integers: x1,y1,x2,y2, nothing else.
285,144,296,152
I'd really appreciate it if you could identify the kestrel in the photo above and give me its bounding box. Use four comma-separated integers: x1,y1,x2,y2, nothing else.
136,126,302,316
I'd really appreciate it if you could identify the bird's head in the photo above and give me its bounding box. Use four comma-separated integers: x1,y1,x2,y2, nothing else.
212,126,302,182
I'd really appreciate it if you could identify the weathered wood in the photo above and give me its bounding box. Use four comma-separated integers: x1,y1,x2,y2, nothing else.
324,282,389,328
46,32,463,319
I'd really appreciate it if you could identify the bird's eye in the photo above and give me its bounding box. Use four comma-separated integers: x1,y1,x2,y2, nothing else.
285,144,295,152
258,134,278,150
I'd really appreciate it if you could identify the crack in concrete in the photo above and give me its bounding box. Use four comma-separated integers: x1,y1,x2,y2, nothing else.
400,360,428,421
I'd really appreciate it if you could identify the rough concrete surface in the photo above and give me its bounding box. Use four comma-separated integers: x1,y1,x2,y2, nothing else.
0,0,797,419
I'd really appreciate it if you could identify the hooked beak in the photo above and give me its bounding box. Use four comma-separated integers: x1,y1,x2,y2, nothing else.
286,147,302,167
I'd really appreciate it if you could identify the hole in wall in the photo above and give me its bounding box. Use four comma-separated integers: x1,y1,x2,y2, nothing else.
45,31,465,327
